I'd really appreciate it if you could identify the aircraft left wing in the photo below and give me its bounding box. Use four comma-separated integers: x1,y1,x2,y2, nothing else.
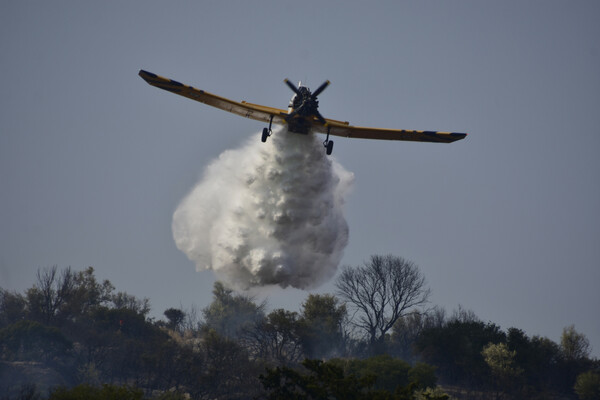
316,121,467,143
138,70,288,126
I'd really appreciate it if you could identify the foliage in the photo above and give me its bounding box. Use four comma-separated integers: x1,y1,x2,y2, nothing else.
510,332,562,392
481,342,521,379
481,342,522,397
48,384,143,400
245,309,304,365
1,263,598,400
23,266,116,327
330,355,436,393
0,320,72,362
202,281,265,339
389,308,445,363
0,289,27,329
64,267,115,318
151,391,189,400
574,371,600,400
413,387,455,400
110,292,150,317
415,315,505,387
260,358,389,400
333,355,411,392
163,308,185,332
561,325,591,361
198,329,263,399
298,294,348,359
408,363,438,390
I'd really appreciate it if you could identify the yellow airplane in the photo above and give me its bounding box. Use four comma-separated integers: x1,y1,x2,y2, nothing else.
139,70,467,155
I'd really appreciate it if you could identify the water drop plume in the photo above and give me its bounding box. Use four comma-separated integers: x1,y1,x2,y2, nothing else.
172,127,354,290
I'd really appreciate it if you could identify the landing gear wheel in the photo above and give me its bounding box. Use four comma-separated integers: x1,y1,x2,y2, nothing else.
326,140,334,155
262,116,274,143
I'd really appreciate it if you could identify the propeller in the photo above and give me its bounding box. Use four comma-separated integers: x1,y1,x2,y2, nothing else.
283,78,330,125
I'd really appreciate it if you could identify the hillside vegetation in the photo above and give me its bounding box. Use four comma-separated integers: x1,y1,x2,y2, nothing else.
1,262,598,399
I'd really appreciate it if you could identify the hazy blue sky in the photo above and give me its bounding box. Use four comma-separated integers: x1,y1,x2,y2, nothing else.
1,1,598,355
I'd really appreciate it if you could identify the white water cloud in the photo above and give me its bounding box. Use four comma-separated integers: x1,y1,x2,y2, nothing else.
172,128,354,290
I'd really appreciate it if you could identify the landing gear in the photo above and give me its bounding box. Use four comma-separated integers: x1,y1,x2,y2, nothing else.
262,115,274,143
326,140,334,155
323,126,334,155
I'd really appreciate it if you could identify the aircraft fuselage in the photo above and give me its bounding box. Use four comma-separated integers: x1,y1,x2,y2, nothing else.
285,84,321,134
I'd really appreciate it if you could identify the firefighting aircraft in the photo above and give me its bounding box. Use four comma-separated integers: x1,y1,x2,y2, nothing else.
138,70,467,155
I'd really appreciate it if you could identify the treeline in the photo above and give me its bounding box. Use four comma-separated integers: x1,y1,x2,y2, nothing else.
1,257,599,399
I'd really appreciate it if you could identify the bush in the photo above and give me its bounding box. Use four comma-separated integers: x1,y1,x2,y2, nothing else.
48,384,143,400
0,320,72,361
574,371,600,400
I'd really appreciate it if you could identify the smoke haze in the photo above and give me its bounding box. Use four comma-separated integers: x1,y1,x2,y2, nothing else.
172,128,354,290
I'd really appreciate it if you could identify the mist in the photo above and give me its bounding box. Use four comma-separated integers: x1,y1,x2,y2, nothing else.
172,127,354,290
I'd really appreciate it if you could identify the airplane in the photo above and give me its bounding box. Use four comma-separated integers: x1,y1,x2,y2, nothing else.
138,70,467,155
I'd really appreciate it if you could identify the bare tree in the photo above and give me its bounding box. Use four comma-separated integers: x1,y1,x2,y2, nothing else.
26,265,75,325
181,303,203,335
335,255,430,353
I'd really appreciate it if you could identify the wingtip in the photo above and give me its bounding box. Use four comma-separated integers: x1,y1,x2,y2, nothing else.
451,132,468,142
138,69,157,80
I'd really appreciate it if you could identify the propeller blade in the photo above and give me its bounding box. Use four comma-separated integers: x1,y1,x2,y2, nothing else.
285,103,304,120
285,109,298,120
284,79,302,96
314,110,327,125
311,80,330,98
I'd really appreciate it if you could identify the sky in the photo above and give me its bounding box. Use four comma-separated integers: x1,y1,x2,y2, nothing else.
1,1,599,356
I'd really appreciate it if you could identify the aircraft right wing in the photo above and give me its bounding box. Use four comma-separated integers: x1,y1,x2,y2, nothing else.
139,70,288,126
